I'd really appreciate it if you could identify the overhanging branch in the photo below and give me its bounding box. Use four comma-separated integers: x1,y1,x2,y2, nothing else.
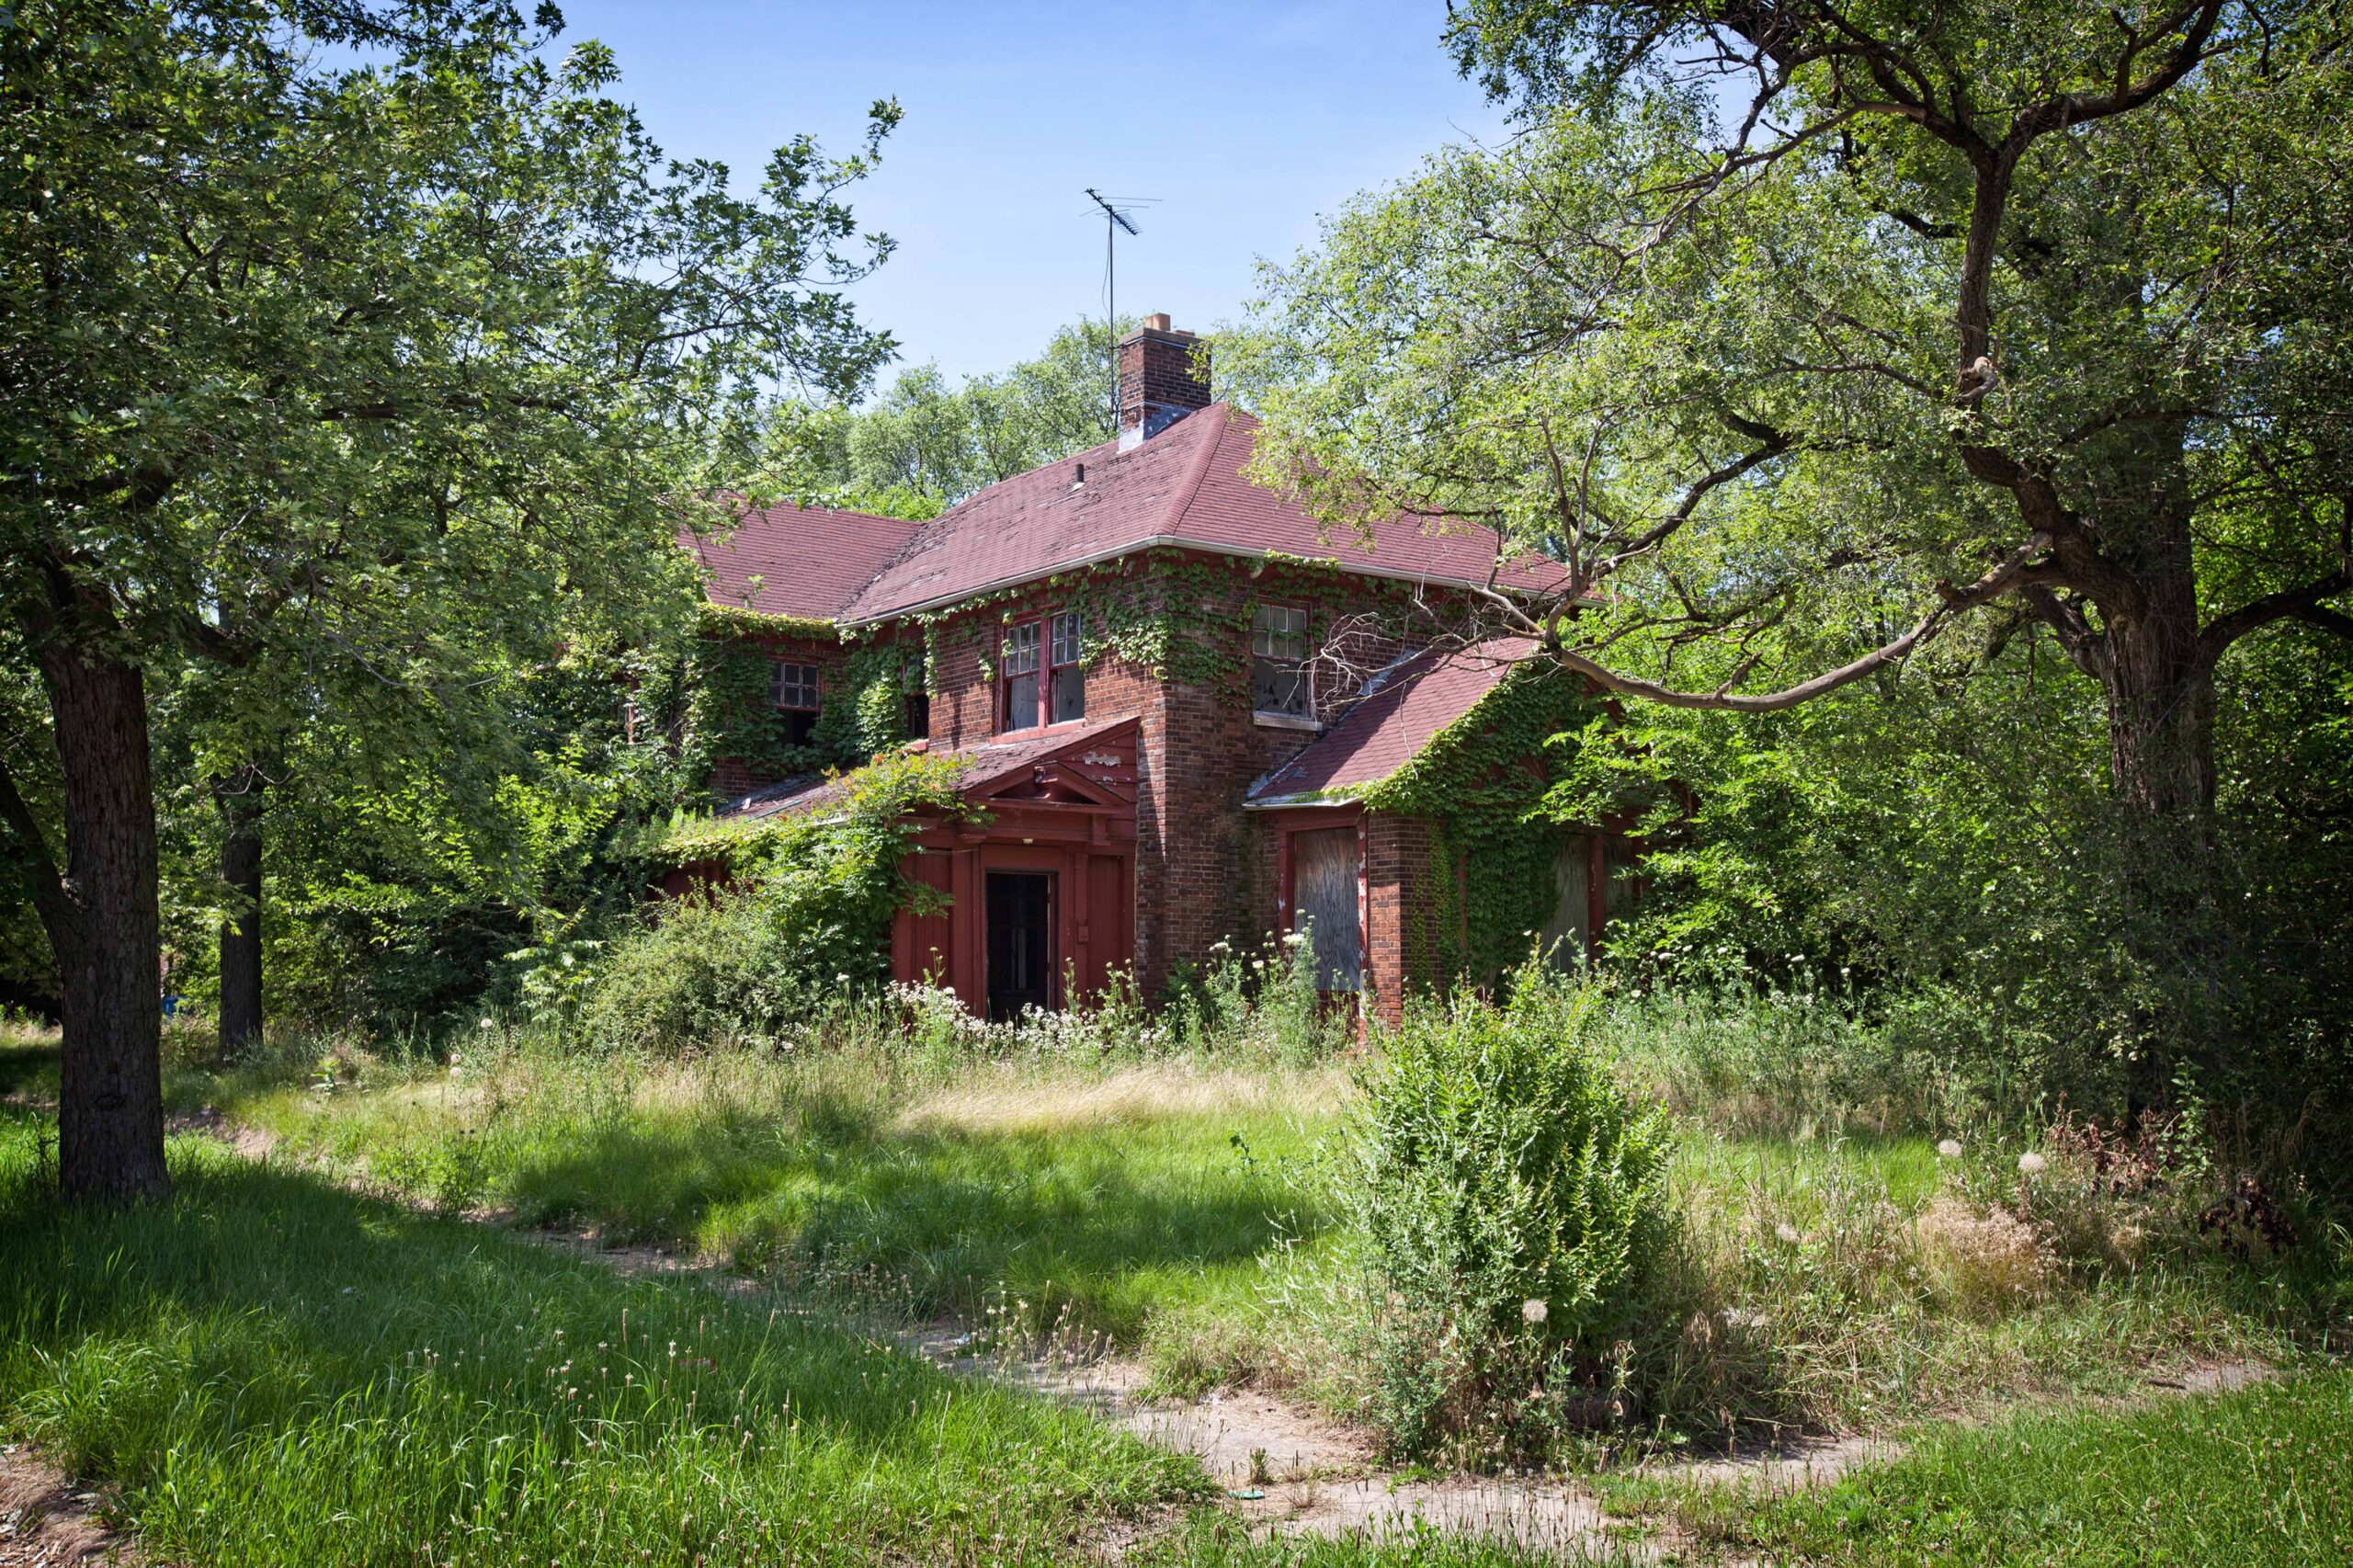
1515,532,2052,713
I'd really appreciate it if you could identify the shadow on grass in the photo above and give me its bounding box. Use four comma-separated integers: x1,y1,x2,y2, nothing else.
498,1108,1335,1337
0,1040,60,1100
0,1105,1207,1566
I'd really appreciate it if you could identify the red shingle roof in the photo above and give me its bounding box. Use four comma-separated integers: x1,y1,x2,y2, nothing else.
1246,638,1538,804
682,501,925,621
687,406,1571,625
713,714,1143,827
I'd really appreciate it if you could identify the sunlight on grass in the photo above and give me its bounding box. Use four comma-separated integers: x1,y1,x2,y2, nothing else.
0,1105,1209,1565
1655,1372,2353,1565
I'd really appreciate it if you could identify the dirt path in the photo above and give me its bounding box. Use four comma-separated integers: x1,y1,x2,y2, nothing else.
0,1446,142,1568
181,1119,2275,1560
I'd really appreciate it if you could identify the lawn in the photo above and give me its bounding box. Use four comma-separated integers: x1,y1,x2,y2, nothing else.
1627,1371,2353,1565
0,1098,1209,1565
3,1024,2347,1566
160,1026,2331,1436
185,1040,1353,1365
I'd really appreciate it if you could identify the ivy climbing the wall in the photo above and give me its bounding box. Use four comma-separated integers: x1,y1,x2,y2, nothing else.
670,607,913,788
897,548,1450,698
1360,660,1613,987
595,750,976,1050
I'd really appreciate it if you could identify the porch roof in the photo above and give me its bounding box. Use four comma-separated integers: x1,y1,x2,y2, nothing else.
1245,637,1539,807
709,713,1143,830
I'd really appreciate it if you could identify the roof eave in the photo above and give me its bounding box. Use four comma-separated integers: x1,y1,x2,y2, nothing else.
842,535,1563,628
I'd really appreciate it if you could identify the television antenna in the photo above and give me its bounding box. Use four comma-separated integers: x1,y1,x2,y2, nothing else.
1085,188,1154,428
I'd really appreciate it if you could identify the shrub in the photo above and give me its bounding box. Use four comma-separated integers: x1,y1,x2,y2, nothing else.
587,752,971,1051
1351,963,1673,1463
1917,1196,2054,1319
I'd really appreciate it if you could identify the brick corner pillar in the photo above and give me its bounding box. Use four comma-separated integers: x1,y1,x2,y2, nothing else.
1362,812,1435,1029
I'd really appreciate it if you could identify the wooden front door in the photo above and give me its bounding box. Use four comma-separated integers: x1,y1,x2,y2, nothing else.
1290,825,1361,993
984,870,1055,1019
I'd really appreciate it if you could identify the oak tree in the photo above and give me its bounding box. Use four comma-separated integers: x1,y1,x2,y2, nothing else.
0,0,897,1199
1237,1,2351,824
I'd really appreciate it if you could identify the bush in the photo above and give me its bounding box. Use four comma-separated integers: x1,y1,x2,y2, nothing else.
586,752,970,1051
1352,963,1673,1463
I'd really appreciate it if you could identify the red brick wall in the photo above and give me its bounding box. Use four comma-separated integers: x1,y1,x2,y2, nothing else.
1117,323,1211,438
1129,562,1440,996
1363,813,1437,1027
915,592,1158,751
776,552,1473,1001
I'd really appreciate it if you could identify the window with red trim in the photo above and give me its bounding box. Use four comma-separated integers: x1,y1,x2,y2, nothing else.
1001,621,1040,732
1050,612,1086,723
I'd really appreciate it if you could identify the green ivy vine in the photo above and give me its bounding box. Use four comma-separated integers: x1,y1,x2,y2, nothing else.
1359,659,1609,986
882,548,1447,699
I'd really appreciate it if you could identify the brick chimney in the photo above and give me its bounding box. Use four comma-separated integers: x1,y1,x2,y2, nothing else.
1117,313,1210,451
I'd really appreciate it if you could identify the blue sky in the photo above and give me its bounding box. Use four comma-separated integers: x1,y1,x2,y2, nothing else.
551,1,1507,391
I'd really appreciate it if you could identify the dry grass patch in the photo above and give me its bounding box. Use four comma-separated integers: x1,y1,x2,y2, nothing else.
895,1062,1353,1138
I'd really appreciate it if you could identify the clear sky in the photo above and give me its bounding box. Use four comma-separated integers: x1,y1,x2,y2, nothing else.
550,1,1507,392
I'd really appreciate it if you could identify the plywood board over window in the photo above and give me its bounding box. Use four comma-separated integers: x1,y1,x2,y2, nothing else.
1291,824,1362,992
1540,833,1593,968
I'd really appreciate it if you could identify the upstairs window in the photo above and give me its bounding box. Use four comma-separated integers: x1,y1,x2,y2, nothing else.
1251,604,1310,718
772,661,821,747
1001,621,1041,733
901,646,930,742
1050,612,1086,723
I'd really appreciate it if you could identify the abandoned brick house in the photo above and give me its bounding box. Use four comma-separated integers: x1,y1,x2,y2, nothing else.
664,316,1640,1022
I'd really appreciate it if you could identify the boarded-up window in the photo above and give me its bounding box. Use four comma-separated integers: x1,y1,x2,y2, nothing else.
1291,825,1361,992
1539,833,1593,968
1603,834,1638,924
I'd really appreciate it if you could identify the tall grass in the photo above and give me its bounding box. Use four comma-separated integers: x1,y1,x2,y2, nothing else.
125,968,2353,1460
180,1026,1353,1362
0,1104,1207,1566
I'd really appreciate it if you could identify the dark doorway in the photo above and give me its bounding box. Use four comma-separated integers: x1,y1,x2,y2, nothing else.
1290,825,1361,993
985,871,1055,1019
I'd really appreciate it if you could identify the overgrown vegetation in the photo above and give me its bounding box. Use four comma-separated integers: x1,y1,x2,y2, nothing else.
1352,968,1672,1463
591,752,973,1049
110,961,2347,1473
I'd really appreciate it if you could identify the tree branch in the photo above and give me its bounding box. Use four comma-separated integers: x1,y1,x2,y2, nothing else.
2200,568,2353,661
1510,533,2053,713
0,751,73,949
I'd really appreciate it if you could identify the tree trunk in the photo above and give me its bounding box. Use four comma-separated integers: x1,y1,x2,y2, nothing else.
2091,542,2219,1111
215,768,266,1056
28,622,169,1202
2098,595,2216,821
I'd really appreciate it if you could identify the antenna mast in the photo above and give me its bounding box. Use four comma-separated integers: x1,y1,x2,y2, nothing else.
1085,187,1142,431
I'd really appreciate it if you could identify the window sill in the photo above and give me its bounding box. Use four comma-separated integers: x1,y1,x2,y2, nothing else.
1253,710,1320,733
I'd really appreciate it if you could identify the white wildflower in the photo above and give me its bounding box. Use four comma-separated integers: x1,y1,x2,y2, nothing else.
2018,1151,2048,1176
1281,932,1307,947
1520,1299,1548,1325
1938,1139,1963,1159
1775,1221,1802,1245
477,1017,494,1030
